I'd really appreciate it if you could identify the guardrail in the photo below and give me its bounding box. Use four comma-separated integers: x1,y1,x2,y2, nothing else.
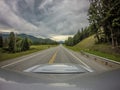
80,51,120,68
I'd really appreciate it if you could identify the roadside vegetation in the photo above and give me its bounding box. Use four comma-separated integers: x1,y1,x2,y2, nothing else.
65,0,120,48
0,45,56,62
0,32,58,62
66,35,120,62
0,32,32,53
65,0,120,62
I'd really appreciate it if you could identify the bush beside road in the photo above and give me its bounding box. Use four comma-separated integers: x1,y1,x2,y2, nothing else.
0,45,56,62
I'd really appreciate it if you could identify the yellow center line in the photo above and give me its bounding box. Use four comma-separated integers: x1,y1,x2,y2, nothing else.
48,51,58,64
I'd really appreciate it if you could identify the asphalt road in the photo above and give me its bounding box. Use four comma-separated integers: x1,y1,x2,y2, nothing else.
0,45,112,72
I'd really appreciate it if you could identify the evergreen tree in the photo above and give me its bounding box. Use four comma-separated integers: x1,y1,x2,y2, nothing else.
24,37,30,50
8,32,16,52
3,38,9,48
88,0,120,47
16,37,23,52
0,33,3,48
21,37,30,51
73,30,81,45
65,37,73,46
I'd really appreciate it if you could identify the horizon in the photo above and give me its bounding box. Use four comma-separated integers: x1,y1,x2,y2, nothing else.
0,31,74,42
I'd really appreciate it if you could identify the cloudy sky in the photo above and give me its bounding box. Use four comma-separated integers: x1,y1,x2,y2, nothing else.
0,0,90,41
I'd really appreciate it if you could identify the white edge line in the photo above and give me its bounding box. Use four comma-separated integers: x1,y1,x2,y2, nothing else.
24,65,40,72
1,47,57,68
1,53,42,68
64,47,94,72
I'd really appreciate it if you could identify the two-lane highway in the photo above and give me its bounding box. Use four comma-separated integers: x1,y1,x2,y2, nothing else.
0,45,112,72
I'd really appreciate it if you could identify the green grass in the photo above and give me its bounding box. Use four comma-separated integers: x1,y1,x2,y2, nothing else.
74,35,95,49
86,50,120,62
0,45,56,62
65,35,95,51
65,35,120,62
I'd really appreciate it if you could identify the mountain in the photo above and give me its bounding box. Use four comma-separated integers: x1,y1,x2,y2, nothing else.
1,33,57,45
18,34,42,43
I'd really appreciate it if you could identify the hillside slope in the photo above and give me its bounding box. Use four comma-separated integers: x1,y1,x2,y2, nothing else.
68,35,120,62
74,35,95,49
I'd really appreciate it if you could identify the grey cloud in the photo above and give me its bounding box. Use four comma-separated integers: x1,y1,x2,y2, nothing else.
0,0,90,38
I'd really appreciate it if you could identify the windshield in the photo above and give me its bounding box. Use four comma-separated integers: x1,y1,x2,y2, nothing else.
0,0,120,90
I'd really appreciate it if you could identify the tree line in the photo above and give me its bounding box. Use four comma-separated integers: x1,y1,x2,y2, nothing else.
88,0,120,48
65,0,120,48
65,27,93,46
0,32,32,53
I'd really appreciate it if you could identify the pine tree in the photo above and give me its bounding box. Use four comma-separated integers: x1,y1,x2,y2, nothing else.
8,32,16,52
88,0,120,47
24,37,30,50
21,37,30,51
73,30,81,45
3,38,9,48
0,33,3,48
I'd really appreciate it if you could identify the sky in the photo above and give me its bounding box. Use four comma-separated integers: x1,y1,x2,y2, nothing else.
0,0,90,41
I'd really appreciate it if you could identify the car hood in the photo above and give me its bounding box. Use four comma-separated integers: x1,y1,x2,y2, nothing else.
24,64,91,74
0,67,120,90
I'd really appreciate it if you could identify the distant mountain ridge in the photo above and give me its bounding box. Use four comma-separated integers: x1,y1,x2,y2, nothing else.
2,33,57,45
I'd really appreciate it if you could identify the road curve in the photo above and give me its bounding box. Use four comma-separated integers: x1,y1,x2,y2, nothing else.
0,45,112,72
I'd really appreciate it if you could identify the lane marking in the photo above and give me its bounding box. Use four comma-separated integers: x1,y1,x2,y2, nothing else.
48,51,57,64
1,48,56,68
1,52,44,68
63,47,93,72
24,65,40,72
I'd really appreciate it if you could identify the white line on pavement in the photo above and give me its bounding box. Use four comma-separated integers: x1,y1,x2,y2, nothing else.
1,52,44,68
63,47,93,72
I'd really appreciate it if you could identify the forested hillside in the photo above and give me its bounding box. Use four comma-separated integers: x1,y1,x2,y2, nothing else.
65,0,120,49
